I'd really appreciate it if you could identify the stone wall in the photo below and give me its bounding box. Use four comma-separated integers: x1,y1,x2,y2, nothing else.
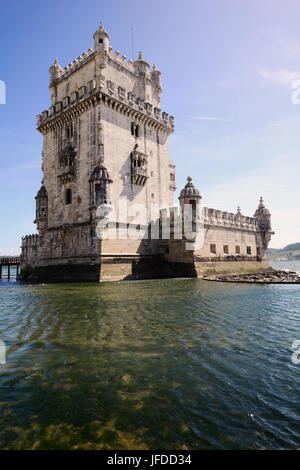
20,22,274,284
194,260,272,277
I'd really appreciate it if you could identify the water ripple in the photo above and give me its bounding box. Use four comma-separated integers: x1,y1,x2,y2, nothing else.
0,278,299,449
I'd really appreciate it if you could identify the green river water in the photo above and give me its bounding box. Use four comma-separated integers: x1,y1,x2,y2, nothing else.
0,265,299,449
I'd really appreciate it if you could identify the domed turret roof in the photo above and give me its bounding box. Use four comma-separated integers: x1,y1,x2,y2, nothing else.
49,58,64,81
97,21,109,38
254,197,270,217
134,51,150,68
90,163,111,182
179,177,201,199
35,185,48,199
151,62,161,73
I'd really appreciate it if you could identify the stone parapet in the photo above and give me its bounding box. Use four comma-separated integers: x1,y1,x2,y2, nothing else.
21,234,39,247
203,207,257,231
37,90,174,133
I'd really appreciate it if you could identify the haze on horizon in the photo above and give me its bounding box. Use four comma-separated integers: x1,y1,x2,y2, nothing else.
0,0,299,255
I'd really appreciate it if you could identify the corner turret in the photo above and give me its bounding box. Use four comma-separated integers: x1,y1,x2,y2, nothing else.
254,197,273,256
49,58,64,85
151,63,162,90
93,21,109,53
178,177,203,249
34,184,48,233
134,51,150,75
179,177,202,213
254,197,271,232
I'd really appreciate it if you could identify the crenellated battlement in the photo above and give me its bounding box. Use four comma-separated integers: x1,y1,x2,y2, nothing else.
37,83,174,131
21,234,39,247
42,22,173,133
51,46,136,85
51,47,159,86
159,205,257,232
203,207,257,231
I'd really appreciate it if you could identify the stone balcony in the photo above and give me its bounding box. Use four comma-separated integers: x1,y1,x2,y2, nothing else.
57,165,74,184
132,166,148,186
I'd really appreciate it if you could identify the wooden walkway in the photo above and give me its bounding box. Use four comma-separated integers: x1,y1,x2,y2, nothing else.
0,257,21,279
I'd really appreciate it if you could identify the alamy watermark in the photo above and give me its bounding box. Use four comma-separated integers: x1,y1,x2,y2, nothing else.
0,80,6,104
291,340,300,365
94,198,205,251
0,340,6,365
291,80,300,104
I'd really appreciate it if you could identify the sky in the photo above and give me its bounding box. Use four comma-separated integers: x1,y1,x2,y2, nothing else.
0,0,299,254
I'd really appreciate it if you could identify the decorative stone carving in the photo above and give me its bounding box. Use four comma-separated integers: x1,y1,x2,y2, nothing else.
58,145,75,184
118,86,125,100
131,150,148,186
107,80,114,94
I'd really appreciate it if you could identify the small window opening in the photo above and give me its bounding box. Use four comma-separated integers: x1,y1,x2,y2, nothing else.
95,183,102,204
65,188,72,205
210,244,217,254
235,245,240,254
189,199,196,218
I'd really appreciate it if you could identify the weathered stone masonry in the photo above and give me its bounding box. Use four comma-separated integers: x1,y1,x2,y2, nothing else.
21,22,273,282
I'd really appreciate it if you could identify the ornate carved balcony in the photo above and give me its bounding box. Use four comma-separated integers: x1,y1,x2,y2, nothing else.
58,165,74,183
58,144,75,184
131,150,148,186
133,166,148,185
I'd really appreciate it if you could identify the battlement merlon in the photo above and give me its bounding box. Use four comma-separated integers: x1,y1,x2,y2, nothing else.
42,21,171,131
36,84,174,134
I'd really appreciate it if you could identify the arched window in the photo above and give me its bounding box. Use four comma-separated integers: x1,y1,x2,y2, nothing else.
65,188,72,205
95,183,101,205
65,125,73,139
189,199,196,218
131,122,139,137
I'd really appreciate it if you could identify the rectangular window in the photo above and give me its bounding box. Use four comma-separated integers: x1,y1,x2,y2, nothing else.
247,246,251,255
235,246,240,254
210,244,217,254
170,173,175,181
223,245,229,254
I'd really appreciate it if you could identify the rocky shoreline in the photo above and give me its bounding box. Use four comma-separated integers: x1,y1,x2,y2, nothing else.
202,270,300,284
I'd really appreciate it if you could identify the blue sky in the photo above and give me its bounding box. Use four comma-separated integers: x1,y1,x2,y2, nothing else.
0,0,300,253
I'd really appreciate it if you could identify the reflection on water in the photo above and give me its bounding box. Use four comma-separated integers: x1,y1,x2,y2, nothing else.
0,266,17,279
0,278,299,449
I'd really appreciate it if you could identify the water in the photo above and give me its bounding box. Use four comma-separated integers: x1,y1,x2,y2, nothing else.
270,259,300,273
0,276,299,450
0,266,17,279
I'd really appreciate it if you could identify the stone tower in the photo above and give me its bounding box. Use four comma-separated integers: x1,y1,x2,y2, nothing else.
21,21,273,282
22,21,176,281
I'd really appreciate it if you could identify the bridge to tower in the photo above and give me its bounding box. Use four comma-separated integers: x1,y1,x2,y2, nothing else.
0,257,21,280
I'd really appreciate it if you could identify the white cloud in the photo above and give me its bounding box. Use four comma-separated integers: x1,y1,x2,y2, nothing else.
0,248,20,256
200,153,300,249
258,68,300,87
